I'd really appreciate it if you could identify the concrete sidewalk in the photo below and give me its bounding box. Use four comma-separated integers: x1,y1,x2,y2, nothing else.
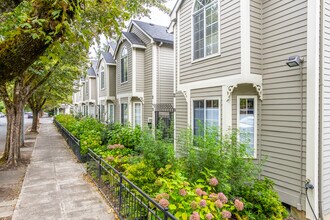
12,118,115,220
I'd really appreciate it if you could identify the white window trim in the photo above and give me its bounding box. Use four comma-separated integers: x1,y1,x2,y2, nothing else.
133,102,143,128
108,103,115,123
190,0,221,63
237,95,257,158
191,97,221,136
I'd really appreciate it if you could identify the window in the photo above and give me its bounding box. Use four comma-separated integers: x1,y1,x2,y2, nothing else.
86,81,89,98
134,103,142,127
108,103,114,123
193,99,220,136
100,66,105,89
121,103,128,125
100,104,105,122
193,0,219,60
121,47,128,83
237,96,257,157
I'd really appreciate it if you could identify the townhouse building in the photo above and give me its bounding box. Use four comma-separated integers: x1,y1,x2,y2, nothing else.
169,0,330,219
113,20,174,128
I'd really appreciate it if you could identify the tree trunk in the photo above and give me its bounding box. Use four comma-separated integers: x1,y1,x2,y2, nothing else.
2,109,13,161
6,102,23,166
31,110,39,132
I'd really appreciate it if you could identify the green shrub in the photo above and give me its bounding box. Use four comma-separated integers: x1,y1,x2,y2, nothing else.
123,160,157,194
177,128,261,194
107,124,142,149
137,129,175,170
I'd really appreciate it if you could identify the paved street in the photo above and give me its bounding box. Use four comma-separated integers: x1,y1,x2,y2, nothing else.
0,114,32,154
12,118,115,220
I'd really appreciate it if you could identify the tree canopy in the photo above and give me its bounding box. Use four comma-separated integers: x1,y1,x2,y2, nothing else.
0,0,168,84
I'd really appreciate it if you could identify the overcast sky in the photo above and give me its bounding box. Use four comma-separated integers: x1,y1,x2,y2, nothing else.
89,0,176,58
136,0,176,27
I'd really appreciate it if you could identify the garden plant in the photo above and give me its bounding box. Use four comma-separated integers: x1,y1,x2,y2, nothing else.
55,114,288,219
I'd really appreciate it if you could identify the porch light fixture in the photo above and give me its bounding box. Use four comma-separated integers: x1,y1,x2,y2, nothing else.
286,55,302,67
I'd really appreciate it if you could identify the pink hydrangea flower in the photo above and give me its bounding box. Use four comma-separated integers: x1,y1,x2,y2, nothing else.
221,210,232,219
179,189,187,196
215,199,223,208
205,213,213,220
202,191,208,196
234,199,244,211
161,193,169,199
190,201,198,210
190,211,200,220
196,188,203,196
199,199,206,207
209,177,219,186
209,193,218,201
218,192,228,203
159,198,169,208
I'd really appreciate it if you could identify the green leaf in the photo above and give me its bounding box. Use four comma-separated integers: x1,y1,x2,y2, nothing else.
169,204,177,211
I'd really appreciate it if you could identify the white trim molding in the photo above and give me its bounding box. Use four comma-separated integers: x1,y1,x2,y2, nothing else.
240,0,250,76
306,0,320,219
178,74,262,92
222,85,232,133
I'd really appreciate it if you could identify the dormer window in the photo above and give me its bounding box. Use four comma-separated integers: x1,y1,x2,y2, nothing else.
193,0,219,60
121,47,128,83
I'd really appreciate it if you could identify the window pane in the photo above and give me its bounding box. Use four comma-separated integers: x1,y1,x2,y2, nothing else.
193,100,204,136
206,100,219,129
193,11,204,59
121,103,128,125
135,103,141,127
239,98,255,156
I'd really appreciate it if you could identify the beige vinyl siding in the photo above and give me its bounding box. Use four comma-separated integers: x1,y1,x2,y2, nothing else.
191,86,222,99
109,66,116,97
260,0,307,208
116,41,132,94
178,0,241,84
250,0,262,75
99,60,107,97
175,91,188,141
143,43,153,125
158,45,174,104
136,49,145,93
323,0,330,214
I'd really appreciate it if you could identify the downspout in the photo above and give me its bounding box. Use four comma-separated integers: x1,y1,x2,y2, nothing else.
158,41,163,104
318,0,324,218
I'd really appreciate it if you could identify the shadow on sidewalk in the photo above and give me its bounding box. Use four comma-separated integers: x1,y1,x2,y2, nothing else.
0,129,37,219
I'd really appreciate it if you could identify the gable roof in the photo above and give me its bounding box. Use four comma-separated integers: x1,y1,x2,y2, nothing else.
87,67,96,77
130,20,173,44
122,32,146,47
101,52,115,64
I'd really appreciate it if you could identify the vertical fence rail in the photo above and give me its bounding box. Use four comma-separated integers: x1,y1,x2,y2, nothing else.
54,119,177,220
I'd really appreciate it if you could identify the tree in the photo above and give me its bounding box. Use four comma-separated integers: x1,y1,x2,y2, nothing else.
0,40,87,166
0,0,168,84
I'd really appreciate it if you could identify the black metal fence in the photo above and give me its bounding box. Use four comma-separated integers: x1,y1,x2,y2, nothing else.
53,119,86,162
87,149,177,220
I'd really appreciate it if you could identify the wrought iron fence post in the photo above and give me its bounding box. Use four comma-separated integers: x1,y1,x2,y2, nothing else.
164,208,169,220
98,155,102,187
119,173,123,213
